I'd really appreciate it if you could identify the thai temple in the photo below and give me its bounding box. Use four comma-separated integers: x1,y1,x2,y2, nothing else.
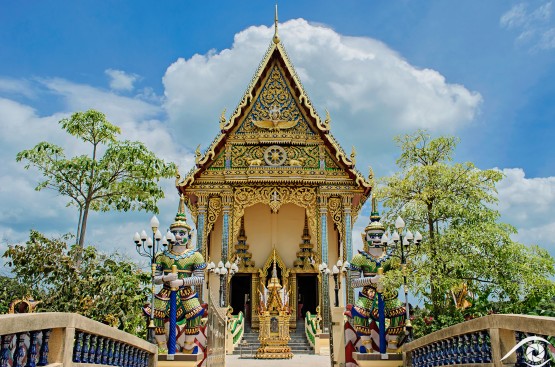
176,7,370,339
2,8,544,367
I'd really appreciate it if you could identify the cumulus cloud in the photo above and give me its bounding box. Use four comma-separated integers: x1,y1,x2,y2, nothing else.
105,69,140,92
163,19,482,169
500,1,555,50
497,168,555,254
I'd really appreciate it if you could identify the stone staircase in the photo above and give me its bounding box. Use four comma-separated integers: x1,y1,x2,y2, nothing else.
233,319,314,355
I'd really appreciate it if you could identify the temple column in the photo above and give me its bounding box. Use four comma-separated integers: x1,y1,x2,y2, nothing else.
343,194,354,306
221,192,233,307
290,274,297,328
252,272,260,329
318,194,330,330
196,194,208,302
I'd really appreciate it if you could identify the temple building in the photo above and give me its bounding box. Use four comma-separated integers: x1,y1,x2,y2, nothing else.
175,14,372,334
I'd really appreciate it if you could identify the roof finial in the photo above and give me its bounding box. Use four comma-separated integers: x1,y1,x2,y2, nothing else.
273,3,280,44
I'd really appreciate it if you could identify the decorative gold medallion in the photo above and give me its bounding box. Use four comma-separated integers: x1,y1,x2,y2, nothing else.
264,145,287,166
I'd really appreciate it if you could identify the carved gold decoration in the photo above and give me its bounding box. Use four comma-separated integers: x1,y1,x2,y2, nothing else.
264,145,287,166
248,158,264,166
317,109,330,132
256,249,292,359
240,65,308,135
8,297,41,314
219,108,227,130
324,150,340,170
205,197,222,235
253,105,298,130
208,152,225,170
328,197,344,241
232,186,318,253
233,217,255,269
288,157,305,167
231,145,319,169
351,146,357,166
194,144,201,165
293,213,316,270
269,190,281,213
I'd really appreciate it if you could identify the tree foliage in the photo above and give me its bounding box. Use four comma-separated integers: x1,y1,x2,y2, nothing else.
3,230,150,335
16,110,176,251
377,130,555,323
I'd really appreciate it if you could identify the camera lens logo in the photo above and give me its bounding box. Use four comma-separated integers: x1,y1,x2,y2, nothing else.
501,336,553,367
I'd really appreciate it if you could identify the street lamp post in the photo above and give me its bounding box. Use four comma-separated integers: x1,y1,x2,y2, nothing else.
389,216,422,342
331,260,350,307
210,259,239,307
133,215,175,343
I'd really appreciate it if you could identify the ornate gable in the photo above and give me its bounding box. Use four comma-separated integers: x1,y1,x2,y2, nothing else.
177,40,371,193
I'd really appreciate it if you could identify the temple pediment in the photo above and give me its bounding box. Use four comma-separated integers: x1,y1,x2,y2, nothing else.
176,39,371,193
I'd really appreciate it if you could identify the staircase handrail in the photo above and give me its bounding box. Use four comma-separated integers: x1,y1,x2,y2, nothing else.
228,312,244,347
402,313,555,367
304,311,317,347
206,285,226,367
0,312,157,367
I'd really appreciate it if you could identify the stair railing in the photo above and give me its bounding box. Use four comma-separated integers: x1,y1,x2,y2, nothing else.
403,314,555,367
304,311,317,348
0,312,157,367
206,285,226,367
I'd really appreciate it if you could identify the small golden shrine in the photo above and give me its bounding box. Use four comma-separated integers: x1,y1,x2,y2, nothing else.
256,249,292,359
8,297,41,314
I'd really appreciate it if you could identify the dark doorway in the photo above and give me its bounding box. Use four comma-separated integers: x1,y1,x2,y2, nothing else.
297,274,318,320
230,274,251,319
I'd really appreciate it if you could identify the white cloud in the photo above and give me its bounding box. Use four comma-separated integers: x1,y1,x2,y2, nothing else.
500,1,555,50
163,19,481,168
0,78,35,98
0,80,193,265
105,69,140,92
497,168,555,253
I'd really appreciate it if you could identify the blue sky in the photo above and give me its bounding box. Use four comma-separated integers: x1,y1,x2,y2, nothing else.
1,1,555,269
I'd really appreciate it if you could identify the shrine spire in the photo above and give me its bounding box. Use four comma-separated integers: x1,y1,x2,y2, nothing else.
273,3,280,44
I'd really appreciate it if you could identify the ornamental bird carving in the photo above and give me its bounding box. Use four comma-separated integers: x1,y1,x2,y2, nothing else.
253,105,298,130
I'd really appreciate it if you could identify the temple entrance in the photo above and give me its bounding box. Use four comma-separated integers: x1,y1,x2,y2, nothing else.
230,274,251,321
296,274,318,320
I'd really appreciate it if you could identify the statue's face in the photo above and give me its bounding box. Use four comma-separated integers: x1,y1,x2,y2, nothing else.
366,230,384,247
171,227,190,247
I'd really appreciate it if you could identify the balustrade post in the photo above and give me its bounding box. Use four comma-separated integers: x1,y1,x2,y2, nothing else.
13,333,25,367
61,328,75,367
1,335,12,367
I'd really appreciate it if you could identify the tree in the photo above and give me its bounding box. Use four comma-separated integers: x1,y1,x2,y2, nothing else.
3,230,150,334
16,110,176,254
377,130,555,320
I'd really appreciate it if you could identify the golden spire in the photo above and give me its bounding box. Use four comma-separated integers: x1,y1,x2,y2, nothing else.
371,193,377,213
273,3,280,44
170,194,191,230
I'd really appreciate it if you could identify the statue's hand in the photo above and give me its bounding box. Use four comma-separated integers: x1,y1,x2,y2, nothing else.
169,279,183,289
162,273,178,283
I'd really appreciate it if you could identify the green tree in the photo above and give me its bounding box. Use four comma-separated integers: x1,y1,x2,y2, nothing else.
377,130,555,320
3,230,150,334
16,109,176,254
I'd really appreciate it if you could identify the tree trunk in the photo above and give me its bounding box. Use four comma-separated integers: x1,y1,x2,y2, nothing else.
76,201,91,264
75,205,83,246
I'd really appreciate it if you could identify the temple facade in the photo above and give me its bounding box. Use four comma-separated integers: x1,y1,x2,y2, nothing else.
175,21,372,333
